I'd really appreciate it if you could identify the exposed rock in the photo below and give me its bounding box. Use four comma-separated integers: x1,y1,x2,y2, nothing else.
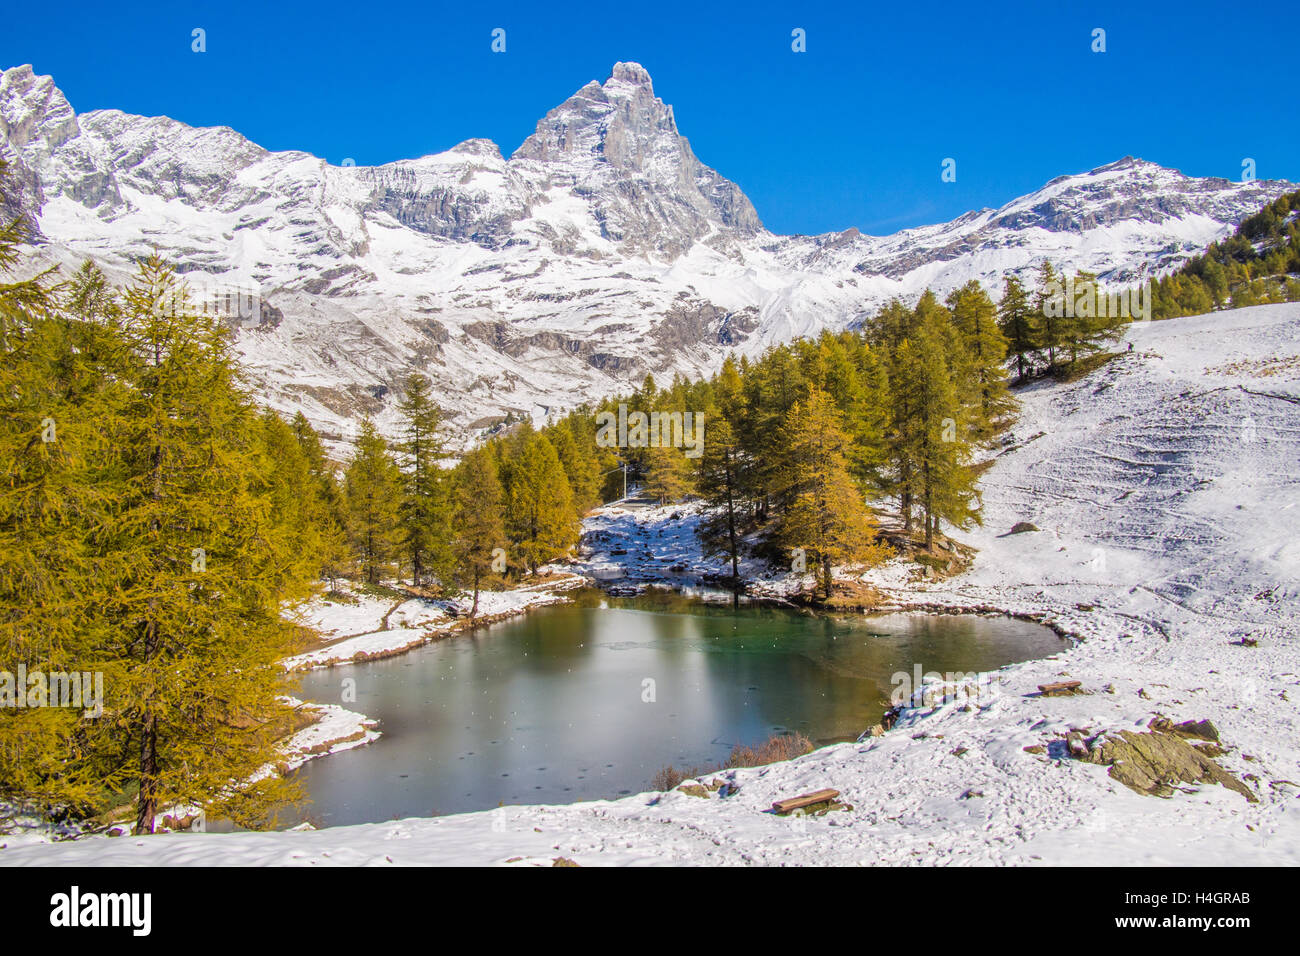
1082,729,1256,803
1008,522,1040,534
1168,717,1220,741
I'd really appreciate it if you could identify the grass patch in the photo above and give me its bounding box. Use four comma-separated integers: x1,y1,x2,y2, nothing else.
651,732,816,791
1052,350,1120,383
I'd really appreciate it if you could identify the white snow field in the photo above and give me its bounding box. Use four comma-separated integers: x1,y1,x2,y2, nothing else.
2,304,1298,866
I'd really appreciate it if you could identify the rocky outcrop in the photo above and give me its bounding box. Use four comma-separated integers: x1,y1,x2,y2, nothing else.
1080,725,1256,803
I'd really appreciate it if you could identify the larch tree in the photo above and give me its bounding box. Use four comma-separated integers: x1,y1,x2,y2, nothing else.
550,419,602,514
947,280,1015,441
644,443,692,504
503,432,578,574
452,447,505,617
0,196,124,815
772,388,883,600
343,418,403,587
1033,260,1063,372
397,373,452,590
290,411,350,590
696,415,750,603
894,328,981,550
997,274,1037,383
102,257,304,833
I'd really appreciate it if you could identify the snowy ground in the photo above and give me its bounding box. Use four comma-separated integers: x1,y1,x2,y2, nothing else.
281,582,577,670
3,304,1298,865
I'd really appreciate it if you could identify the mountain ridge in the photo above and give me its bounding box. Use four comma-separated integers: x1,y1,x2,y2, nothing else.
1,61,1292,450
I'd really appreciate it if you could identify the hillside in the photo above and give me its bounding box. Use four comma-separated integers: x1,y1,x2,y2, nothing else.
5,303,1296,865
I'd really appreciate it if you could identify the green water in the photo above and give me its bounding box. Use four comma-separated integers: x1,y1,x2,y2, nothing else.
291,591,1063,826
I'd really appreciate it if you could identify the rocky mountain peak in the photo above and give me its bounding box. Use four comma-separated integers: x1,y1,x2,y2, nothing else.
511,61,678,169
1,64,79,160
510,62,762,255
449,138,503,159
607,61,654,91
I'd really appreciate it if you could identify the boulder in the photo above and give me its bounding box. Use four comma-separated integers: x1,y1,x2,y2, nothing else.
1082,729,1256,803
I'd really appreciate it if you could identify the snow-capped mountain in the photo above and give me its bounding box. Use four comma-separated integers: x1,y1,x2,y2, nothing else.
0,61,1290,447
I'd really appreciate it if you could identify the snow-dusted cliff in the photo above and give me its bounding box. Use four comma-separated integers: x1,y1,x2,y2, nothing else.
1,61,1291,447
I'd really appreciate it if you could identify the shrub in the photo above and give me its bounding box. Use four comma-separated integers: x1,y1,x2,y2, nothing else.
650,732,817,791
727,732,815,768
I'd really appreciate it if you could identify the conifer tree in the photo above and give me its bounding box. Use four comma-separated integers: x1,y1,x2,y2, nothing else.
997,274,1037,383
102,256,304,833
644,443,692,504
344,418,403,586
947,280,1015,440
895,328,980,549
1034,260,1064,371
550,418,602,513
696,416,750,603
290,411,349,589
772,388,883,599
741,345,806,519
396,373,452,589
502,431,578,574
255,408,330,598
0,185,123,815
453,447,505,617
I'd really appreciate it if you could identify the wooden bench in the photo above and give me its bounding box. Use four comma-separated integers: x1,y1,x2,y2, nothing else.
772,789,840,815
1038,680,1083,697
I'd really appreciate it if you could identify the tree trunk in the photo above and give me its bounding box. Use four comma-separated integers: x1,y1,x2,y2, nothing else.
135,711,158,834
726,461,740,608
137,428,163,835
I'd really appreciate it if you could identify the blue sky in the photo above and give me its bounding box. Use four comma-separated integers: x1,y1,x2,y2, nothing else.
3,0,1296,236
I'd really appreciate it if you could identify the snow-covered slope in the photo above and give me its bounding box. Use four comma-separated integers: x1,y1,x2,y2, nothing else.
1,61,1292,447
4,304,1296,866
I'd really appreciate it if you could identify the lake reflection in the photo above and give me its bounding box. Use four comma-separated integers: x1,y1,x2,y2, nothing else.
290,592,1063,826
